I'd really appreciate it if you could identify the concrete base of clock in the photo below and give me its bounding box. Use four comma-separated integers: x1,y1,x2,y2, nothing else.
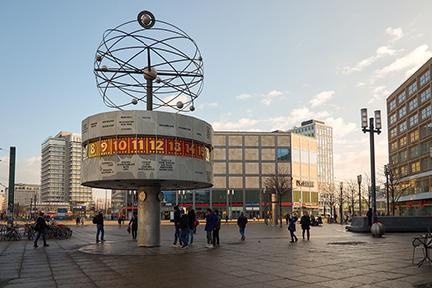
137,185,161,247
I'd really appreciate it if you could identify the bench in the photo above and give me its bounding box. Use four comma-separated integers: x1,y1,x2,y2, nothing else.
412,229,432,267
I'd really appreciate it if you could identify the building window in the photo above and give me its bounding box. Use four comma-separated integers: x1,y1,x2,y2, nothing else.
400,165,408,176
420,70,431,86
389,113,397,125
399,136,407,147
398,106,407,118
390,128,397,139
408,82,417,95
411,161,420,173
421,105,432,120
276,148,290,161
410,130,419,143
399,121,407,133
389,99,397,111
390,154,398,165
400,150,407,162
398,91,406,103
410,145,420,158
390,141,398,152
408,98,418,111
409,114,418,127
420,88,431,103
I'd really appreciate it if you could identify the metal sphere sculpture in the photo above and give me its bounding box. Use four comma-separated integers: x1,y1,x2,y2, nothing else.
94,11,204,112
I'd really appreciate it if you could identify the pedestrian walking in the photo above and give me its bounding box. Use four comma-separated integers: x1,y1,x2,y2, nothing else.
179,209,189,248
366,208,373,229
81,217,85,226
213,210,221,246
34,211,49,248
93,211,105,243
187,208,197,245
128,213,138,240
205,208,216,248
288,212,298,243
76,216,80,226
300,211,311,240
172,206,182,247
225,214,229,224
237,212,248,241
118,216,122,228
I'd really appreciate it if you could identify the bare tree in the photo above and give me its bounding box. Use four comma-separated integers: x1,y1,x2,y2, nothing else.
320,182,337,219
264,168,291,228
386,168,410,216
346,180,358,216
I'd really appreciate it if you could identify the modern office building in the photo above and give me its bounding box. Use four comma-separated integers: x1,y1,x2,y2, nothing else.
386,57,432,215
166,131,319,217
41,131,92,208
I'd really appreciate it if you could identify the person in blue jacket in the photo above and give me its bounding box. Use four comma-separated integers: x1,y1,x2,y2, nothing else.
205,208,216,248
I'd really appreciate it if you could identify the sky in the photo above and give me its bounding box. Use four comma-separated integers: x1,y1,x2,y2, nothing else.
1,1,432,190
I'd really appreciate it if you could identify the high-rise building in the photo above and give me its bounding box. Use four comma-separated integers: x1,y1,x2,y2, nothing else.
386,57,432,215
292,120,334,186
111,189,126,213
41,131,92,208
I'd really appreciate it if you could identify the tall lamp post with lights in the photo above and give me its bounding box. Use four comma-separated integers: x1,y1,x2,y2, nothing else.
339,182,343,224
361,108,384,237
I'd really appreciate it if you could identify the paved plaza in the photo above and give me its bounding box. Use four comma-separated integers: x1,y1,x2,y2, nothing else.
0,222,431,288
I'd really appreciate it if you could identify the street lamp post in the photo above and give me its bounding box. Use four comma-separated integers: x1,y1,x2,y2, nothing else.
339,182,343,224
357,175,362,215
361,108,381,223
227,189,234,219
180,190,186,206
384,165,390,216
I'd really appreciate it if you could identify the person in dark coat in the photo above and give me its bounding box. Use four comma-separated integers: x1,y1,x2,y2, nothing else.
300,211,311,240
94,211,105,243
187,209,197,245
34,211,49,248
172,206,182,247
213,210,221,246
366,208,373,228
237,212,248,241
205,208,216,248
128,213,138,240
288,212,298,243
179,209,189,248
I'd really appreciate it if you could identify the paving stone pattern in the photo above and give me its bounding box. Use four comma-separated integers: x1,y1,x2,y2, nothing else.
0,223,431,288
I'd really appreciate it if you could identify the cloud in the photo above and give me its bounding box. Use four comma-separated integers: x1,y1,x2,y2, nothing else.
197,102,219,110
356,82,366,87
270,107,330,130
324,117,356,141
0,155,41,185
342,46,397,74
212,118,259,130
375,44,432,77
367,86,390,104
262,90,283,105
236,93,253,100
310,90,335,107
386,27,404,42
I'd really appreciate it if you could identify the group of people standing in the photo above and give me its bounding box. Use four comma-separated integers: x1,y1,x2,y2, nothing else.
172,207,249,248
287,211,312,243
172,206,199,248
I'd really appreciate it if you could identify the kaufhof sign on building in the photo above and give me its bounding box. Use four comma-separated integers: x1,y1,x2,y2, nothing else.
81,110,213,191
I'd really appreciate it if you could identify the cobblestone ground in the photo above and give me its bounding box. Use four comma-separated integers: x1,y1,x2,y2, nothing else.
0,222,431,288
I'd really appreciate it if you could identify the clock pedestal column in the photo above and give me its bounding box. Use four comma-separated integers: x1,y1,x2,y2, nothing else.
137,185,161,247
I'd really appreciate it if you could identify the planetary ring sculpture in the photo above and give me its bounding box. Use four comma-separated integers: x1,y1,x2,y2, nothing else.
94,10,204,111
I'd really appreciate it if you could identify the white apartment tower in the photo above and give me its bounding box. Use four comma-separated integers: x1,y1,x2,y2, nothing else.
41,131,91,207
292,120,334,187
